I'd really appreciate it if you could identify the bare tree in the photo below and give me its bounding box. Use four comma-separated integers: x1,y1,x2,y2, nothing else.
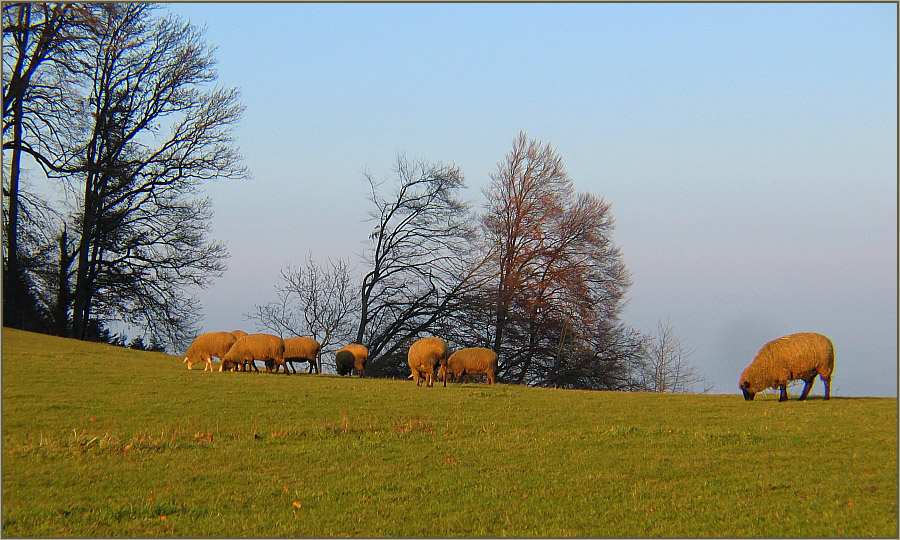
2,3,92,328
482,130,572,358
480,131,635,387
249,257,359,373
56,4,246,349
639,317,711,393
355,154,485,376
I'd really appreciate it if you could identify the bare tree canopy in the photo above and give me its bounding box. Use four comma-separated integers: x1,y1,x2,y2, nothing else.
480,131,636,388
3,3,247,350
2,3,90,329
355,154,484,377
639,317,712,393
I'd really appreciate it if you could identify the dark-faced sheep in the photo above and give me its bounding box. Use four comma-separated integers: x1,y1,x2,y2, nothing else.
183,332,237,372
336,344,368,377
408,337,448,388
221,334,288,374
283,336,321,374
739,332,834,401
439,347,499,386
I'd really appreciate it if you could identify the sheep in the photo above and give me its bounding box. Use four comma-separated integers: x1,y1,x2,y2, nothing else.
335,344,368,377
183,332,237,372
282,336,321,374
407,337,448,388
221,334,288,375
739,332,835,402
438,347,499,386
228,330,256,372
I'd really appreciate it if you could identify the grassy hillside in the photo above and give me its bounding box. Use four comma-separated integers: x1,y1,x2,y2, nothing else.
2,327,896,537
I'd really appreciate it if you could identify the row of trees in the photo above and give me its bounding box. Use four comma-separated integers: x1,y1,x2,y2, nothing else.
3,4,708,391
3,3,246,348
250,135,709,392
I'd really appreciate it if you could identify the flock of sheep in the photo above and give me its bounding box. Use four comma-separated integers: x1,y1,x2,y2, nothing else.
183,329,835,398
182,331,498,387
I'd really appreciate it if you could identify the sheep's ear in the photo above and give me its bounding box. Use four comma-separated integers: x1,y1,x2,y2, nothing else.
742,381,751,389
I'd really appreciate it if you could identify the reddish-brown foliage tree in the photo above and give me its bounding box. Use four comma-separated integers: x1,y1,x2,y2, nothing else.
480,131,637,387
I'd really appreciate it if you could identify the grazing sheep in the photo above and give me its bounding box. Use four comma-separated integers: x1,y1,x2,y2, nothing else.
221,334,288,375
183,332,237,372
283,336,321,374
228,330,256,372
439,347,499,386
739,332,835,401
335,344,367,377
407,337,448,388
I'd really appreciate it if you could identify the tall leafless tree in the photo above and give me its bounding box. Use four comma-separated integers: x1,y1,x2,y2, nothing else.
2,3,92,328
249,257,359,372
59,4,246,348
481,131,636,388
482,131,572,358
355,154,485,376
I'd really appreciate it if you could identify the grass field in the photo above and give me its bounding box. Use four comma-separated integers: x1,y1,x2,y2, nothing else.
2,327,897,537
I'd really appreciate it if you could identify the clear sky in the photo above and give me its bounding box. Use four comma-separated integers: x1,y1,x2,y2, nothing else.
162,2,897,397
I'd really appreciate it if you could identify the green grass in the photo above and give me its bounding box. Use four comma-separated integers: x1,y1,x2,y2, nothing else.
2,327,897,537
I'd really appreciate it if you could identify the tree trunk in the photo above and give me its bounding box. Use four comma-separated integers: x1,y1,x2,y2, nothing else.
71,172,98,339
4,95,25,326
53,227,72,335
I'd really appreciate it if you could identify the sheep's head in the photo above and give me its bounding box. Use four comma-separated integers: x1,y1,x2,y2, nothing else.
738,368,760,400
221,358,240,372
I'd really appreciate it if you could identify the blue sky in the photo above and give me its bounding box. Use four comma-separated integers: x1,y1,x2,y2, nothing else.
162,2,897,396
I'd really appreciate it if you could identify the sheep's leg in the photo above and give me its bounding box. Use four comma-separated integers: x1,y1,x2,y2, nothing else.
778,384,789,402
798,377,815,401
822,375,831,400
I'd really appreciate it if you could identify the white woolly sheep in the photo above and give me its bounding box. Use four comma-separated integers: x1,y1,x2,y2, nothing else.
335,344,367,377
407,337,448,388
282,336,321,374
221,334,288,374
739,332,835,401
438,347,499,386
183,332,237,372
